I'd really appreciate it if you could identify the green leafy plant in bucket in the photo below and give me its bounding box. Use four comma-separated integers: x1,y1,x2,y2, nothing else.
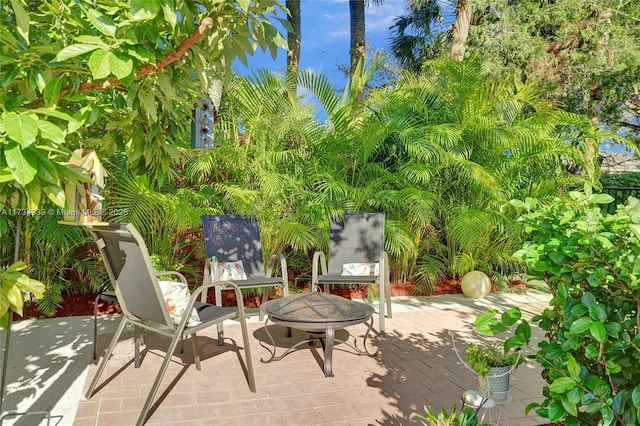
465,307,532,377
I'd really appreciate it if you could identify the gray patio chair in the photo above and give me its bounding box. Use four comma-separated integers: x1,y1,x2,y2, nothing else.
311,213,392,334
201,215,289,340
85,223,255,426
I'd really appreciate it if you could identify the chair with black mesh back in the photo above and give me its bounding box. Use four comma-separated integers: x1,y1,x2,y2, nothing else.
311,213,392,334
85,223,255,425
201,215,289,341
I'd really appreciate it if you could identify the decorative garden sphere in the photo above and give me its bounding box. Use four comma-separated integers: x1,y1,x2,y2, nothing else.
460,271,491,299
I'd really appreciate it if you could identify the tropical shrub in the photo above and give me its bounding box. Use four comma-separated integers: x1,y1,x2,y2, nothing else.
514,186,640,425
371,59,604,291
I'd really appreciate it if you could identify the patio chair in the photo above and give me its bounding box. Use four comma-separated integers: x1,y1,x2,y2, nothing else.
201,215,289,340
85,223,255,426
311,213,392,334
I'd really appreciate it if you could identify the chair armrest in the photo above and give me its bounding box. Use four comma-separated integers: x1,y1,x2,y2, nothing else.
311,252,327,291
156,271,188,284
200,257,221,302
173,280,247,331
190,280,248,321
266,254,289,296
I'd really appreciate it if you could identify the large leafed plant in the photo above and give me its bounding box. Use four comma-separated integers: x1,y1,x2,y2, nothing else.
0,0,286,320
514,187,640,425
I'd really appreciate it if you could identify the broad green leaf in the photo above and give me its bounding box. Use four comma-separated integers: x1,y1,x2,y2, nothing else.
85,8,116,37
0,292,9,321
561,398,578,417
501,307,521,326
566,355,581,380
108,52,133,80
34,153,59,185
30,108,77,123
24,180,41,210
547,400,566,422
1,65,20,87
4,112,38,147
89,50,112,79
0,168,14,183
162,2,178,27
131,0,161,20
631,385,640,408
37,120,65,144
5,143,37,185
4,261,26,273
630,224,640,241
567,386,583,405
6,285,23,316
14,275,44,299
589,193,614,205
237,0,250,11
43,77,62,108
75,35,109,46
9,0,30,44
157,73,175,98
43,185,65,207
589,304,607,323
57,163,92,184
600,406,614,425
590,322,606,343
569,317,591,334
581,292,596,308
550,376,576,393
584,400,603,413
139,89,157,122
611,390,627,414
513,321,532,345
53,44,101,62
548,250,565,263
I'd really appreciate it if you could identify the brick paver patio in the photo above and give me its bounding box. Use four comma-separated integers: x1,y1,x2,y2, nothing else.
73,293,551,425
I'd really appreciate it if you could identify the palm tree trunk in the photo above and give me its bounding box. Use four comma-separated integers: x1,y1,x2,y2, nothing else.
349,0,366,101
450,0,470,61
286,0,301,87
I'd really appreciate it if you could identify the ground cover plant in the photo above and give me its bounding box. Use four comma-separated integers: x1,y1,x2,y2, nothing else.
515,187,640,425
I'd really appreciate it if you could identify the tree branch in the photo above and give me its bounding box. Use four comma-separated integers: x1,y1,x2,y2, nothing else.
27,16,216,109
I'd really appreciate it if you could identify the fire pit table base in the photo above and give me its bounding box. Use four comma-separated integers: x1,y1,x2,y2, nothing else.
259,292,377,377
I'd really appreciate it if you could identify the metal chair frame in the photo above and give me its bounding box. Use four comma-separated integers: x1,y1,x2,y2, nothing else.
85,223,255,425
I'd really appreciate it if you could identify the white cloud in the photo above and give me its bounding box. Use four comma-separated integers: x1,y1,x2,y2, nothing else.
366,1,405,33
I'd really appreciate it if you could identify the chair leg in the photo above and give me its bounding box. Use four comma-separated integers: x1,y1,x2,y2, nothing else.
238,315,256,392
93,293,101,361
215,286,225,346
259,287,269,321
86,316,128,398
134,326,142,368
378,280,386,336
191,333,201,370
137,331,185,426
385,276,392,319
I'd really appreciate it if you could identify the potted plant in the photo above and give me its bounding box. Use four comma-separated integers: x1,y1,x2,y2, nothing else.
464,307,532,401
411,405,491,426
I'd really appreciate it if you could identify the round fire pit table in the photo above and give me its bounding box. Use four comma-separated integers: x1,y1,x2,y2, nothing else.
259,291,377,377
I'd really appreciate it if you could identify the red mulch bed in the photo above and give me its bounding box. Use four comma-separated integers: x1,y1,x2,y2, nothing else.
16,279,466,320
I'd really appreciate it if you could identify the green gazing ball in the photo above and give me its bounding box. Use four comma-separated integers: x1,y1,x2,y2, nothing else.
461,271,491,299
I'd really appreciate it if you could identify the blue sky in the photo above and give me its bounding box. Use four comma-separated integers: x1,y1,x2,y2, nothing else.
234,0,408,91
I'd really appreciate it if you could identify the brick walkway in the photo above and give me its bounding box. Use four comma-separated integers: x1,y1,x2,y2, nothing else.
74,293,551,426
